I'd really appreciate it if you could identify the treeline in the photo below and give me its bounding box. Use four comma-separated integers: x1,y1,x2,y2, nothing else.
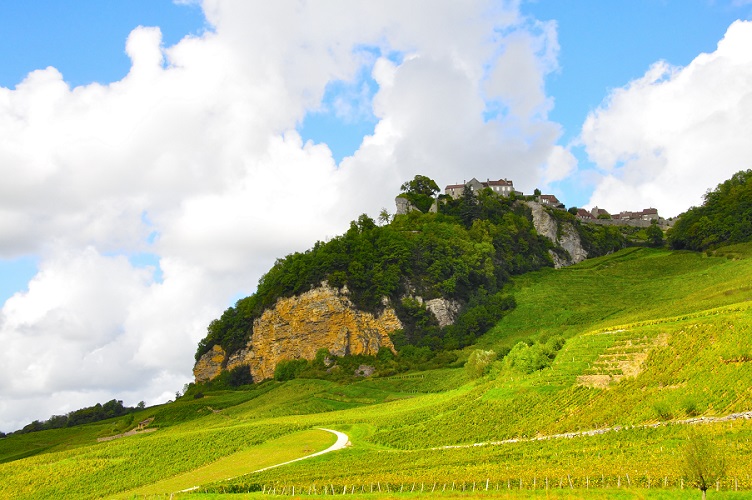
3,399,145,437
196,176,626,363
669,169,752,251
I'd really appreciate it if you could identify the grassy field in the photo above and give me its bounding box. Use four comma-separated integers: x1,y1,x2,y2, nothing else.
1,245,751,499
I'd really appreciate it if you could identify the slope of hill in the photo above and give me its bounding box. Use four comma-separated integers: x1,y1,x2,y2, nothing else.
193,181,629,386
1,243,751,498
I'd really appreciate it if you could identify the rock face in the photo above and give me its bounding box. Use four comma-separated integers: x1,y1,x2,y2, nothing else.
526,201,588,268
194,283,401,383
425,298,462,328
193,345,226,383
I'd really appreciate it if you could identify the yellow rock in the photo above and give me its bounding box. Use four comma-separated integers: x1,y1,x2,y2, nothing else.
193,283,401,383
193,344,226,383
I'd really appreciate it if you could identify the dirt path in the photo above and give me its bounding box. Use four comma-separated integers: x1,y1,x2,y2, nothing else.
434,411,752,451
178,428,349,493
251,428,350,473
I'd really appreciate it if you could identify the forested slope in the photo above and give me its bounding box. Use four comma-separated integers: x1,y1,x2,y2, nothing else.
196,179,626,364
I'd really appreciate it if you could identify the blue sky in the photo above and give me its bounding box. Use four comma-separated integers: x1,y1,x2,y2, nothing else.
1,0,751,431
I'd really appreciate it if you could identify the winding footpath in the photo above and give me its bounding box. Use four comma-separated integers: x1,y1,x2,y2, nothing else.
252,428,350,473
178,428,349,494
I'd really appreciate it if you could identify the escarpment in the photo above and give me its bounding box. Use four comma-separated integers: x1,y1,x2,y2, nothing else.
526,201,588,268
193,283,400,383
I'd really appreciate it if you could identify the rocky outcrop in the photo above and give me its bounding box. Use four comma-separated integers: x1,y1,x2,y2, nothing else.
194,283,401,383
425,298,461,328
526,201,587,268
555,223,588,267
193,345,226,382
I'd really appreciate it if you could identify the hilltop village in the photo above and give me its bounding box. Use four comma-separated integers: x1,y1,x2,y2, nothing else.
397,176,669,228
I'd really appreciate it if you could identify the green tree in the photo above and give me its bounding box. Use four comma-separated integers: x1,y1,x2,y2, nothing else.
401,174,440,197
459,184,480,227
465,349,496,379
646,221,664,247
378,208,391,226
669,169,752,251
567,206,578,216
682,432,726,500
274,358,309,381
400,175,440,213
228,366,254,386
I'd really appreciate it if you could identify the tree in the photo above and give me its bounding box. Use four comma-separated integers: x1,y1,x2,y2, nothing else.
400,175,440,213
646,221,664,247
669,169,752,251
274,358,309,381
400,175,440,197
228,365,254,386
533,188,541,197
459,184,480,227
568,206,579,216
378,208,391,226
682,432,726,500
465,349,496,379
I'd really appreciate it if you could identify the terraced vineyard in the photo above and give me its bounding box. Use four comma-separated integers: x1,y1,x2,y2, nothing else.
1,245,751,498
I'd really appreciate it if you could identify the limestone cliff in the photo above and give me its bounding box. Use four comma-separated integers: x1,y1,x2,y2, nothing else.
193,345,226,383
193,283,401,383
526,201,588,268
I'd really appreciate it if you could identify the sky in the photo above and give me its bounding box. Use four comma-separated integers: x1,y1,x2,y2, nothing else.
1,0,751,432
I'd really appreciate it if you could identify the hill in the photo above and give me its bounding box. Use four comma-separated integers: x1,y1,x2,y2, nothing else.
192,178,629,387
1,242,751,498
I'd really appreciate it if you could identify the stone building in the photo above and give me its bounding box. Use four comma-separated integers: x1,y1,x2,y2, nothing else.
444,178,515,198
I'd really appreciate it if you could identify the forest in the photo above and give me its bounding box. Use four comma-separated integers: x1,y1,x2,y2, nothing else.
668,169,752,251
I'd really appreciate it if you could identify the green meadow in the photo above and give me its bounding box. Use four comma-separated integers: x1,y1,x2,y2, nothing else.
1,245,751,499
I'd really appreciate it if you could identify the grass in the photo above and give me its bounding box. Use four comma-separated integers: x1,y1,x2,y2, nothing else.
185,494,752,500
2,244,752,499
114,428,336,497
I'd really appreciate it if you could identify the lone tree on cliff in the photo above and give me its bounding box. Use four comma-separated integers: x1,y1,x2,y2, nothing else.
400,175,440,213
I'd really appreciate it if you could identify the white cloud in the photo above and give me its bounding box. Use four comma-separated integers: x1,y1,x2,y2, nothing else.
0,0,565,431
581,20,752,217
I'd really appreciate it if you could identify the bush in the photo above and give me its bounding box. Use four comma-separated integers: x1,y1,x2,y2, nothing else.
228,366,254,387
652,401,673,420
274,359,309,381
465,349,497,379
504,337,565,374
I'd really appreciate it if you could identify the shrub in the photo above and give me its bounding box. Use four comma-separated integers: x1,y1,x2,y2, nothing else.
273,359,309,381
465,349,497,379
228,366,254,387
504,337,565,374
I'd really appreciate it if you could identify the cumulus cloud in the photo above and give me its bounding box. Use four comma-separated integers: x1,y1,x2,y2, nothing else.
0,0,565,431
581,20,752,217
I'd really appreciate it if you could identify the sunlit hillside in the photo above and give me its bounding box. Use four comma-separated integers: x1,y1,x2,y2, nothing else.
1,244,751,499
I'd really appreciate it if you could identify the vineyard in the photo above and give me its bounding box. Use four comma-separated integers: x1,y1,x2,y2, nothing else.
1,245,751,498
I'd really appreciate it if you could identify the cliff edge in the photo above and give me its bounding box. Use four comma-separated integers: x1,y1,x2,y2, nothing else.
526,201,588,268
194,283,400,383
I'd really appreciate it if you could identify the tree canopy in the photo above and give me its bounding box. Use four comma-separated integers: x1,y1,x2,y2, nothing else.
668,169,752,251
399,174,440,213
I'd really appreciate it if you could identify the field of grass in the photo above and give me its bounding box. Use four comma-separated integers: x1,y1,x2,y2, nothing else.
1,245,751,499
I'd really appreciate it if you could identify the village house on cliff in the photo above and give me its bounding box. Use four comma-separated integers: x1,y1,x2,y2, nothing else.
444,178,516,198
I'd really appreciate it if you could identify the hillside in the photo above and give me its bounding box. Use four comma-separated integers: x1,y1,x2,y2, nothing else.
1,243,751,498
193,178,630,387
